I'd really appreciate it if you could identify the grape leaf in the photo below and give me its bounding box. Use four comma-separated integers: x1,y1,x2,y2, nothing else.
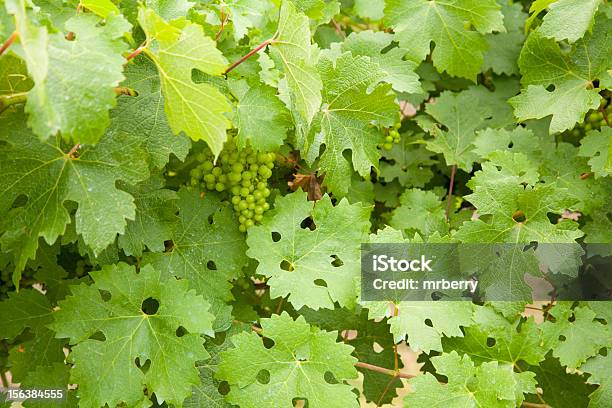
306,52,397,195
147,0,195,21
226,0,273,41
456,158,583,243
0,110,149,280
139,8,230,157
405,351,536,407
25,13,129,144
0,288,53,340
389,188,448,238
380,132,437,188
541,303,610,369
270,1,322,126
339,30,421,93
354,0,384,20
143,188,248,303
384,0,505,80
419,89,497,171
509,14,610,133
442,305,547,366
0,53,32,94
50,263,214,407
107,56,191,169
236,83,292,151
246,190,370,310
483,0,526,75
300,307,403,405
579,128,611,178
536,0,604,43
582,353,612,408
217,312,359,408
81,0,120,18
117,176,178,257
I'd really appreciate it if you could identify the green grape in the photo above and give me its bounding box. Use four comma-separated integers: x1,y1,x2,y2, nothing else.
211,167,223,177
383,143,393,150
202,161,214,171
238,200,248,210
245,219,255,228
215,183,225,192
203,174,216,184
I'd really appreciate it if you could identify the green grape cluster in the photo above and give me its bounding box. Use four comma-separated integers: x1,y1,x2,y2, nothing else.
380,116,402,150
190,139,274,232
571,100,610,137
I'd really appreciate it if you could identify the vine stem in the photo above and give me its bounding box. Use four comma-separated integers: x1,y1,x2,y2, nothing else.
0,31,17,56
355,362,415,379
215,6,227,41
225,38,274,75
599,103,610,127
0,370,8,388
445,165,457,221
521,402,551,408
126,41,148,61
0,92,27,114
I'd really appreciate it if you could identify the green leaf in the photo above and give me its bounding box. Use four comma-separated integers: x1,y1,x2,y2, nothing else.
483,0,526,75
404,351,535,407
0,288,53,340
301,307,404,405
421,89,494,171
107,56,191,169
81,0,120,18
270,1,322,126
147,0,195,21
385,0,505,80
143,188,248,303
225,0,273,41
246,190,370,310
117,176,178,257
21,363,77,407
0,110,149,279
509,14,610,133
380,132,437,188
0,53,32,94
236,83,292,151
541,303,610,369
353,0,384,20
50,263,214,407
389,188,448,238
340,30,421,93
536,0,604,43
582,353,612,408
579,127,612,178
217,312,359,408
442,305,547,366
139,8,230,158
307,52,397,195
25,13,129,144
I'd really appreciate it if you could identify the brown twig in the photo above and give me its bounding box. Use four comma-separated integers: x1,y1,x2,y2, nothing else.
0,31,18,56
225,38,274,75
331,19,346,38
521,402,551,408
599,104,610,127
445,165,457,221
126,41,147,61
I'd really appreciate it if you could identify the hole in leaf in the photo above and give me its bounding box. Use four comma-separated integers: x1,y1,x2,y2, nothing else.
280,259,294,271
300,217,315,230
314,279,327,287
486,337,496,347
89,331,106,341
292,398,308,407
218,381,230,395
512,210,526,223
141,297,160,315
135,357,151,373
99,289,111,301
271,231,281,242
207,214,214,225
508,141,514,148
256,369,270,384
176,326,187,337
546,84,555,92
568,312,576,322
559,334,567,341
164,240,174,252
262,337,275,349
424,319,433,327
330,255,343,267
324,371,338,384
207,260,217,270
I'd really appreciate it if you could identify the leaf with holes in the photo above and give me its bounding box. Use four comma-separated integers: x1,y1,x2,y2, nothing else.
217,312,359,408
49,263,214,407
246,190,370,310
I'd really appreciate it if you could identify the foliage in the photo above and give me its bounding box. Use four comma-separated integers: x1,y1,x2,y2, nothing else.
0,0,610,407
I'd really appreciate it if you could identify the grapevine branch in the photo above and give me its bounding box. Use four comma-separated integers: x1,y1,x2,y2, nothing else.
225,38,275,75
0,31,18,56
126,41,148,61
215,6,227,41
